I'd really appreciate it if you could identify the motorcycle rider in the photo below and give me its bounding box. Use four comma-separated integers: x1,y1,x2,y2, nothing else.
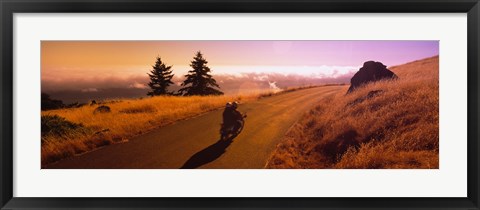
222,101,243,132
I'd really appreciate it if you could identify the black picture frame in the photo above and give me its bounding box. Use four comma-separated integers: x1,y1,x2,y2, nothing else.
1,0,479,209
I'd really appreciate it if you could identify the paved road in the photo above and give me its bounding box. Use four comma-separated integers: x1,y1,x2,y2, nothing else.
46,86,343,169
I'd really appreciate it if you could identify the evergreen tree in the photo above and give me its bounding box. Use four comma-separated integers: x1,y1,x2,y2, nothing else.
147,56,174,96
178,51,223,96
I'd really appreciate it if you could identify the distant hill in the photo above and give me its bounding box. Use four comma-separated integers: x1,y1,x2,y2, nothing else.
45,88,149,104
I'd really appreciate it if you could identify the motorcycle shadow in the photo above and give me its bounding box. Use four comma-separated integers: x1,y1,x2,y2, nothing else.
180,136,237,169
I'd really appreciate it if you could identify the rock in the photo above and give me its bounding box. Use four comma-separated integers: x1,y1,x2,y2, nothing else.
93,105,111,114
347,61,398,93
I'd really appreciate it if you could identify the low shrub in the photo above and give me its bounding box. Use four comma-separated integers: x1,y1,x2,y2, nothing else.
41,115,89,144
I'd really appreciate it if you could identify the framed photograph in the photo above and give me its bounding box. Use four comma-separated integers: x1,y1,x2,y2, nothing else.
1,0,479,209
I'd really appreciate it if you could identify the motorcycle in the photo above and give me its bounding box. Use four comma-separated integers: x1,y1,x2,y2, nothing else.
220,113,247,140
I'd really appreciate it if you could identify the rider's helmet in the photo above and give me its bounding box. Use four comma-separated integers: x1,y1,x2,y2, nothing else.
225,102,232,108
232,101,239,109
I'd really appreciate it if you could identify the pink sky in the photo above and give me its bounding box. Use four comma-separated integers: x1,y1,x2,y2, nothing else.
42,40,438,66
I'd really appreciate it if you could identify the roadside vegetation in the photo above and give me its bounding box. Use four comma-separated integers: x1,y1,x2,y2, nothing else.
266,56,439,169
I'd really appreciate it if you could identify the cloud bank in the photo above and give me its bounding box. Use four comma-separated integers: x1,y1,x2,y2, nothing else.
42,70,356,103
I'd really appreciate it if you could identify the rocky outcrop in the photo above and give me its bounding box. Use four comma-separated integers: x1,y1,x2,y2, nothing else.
347,61,398,93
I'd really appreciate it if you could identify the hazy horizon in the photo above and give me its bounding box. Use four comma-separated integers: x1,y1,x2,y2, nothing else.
41,40,439,103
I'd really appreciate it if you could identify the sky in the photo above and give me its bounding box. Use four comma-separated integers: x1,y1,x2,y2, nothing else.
41,40,439,98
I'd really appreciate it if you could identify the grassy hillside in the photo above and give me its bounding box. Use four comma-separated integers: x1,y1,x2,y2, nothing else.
266,56,439,169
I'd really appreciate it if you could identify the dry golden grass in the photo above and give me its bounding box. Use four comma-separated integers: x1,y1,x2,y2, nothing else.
266,56,439,169
41,92,270,166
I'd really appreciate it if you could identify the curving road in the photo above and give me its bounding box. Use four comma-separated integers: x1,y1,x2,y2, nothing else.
46,86,343,169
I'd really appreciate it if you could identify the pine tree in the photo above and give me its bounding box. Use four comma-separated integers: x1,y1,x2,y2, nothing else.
147,56,174,96
178,51,223,96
